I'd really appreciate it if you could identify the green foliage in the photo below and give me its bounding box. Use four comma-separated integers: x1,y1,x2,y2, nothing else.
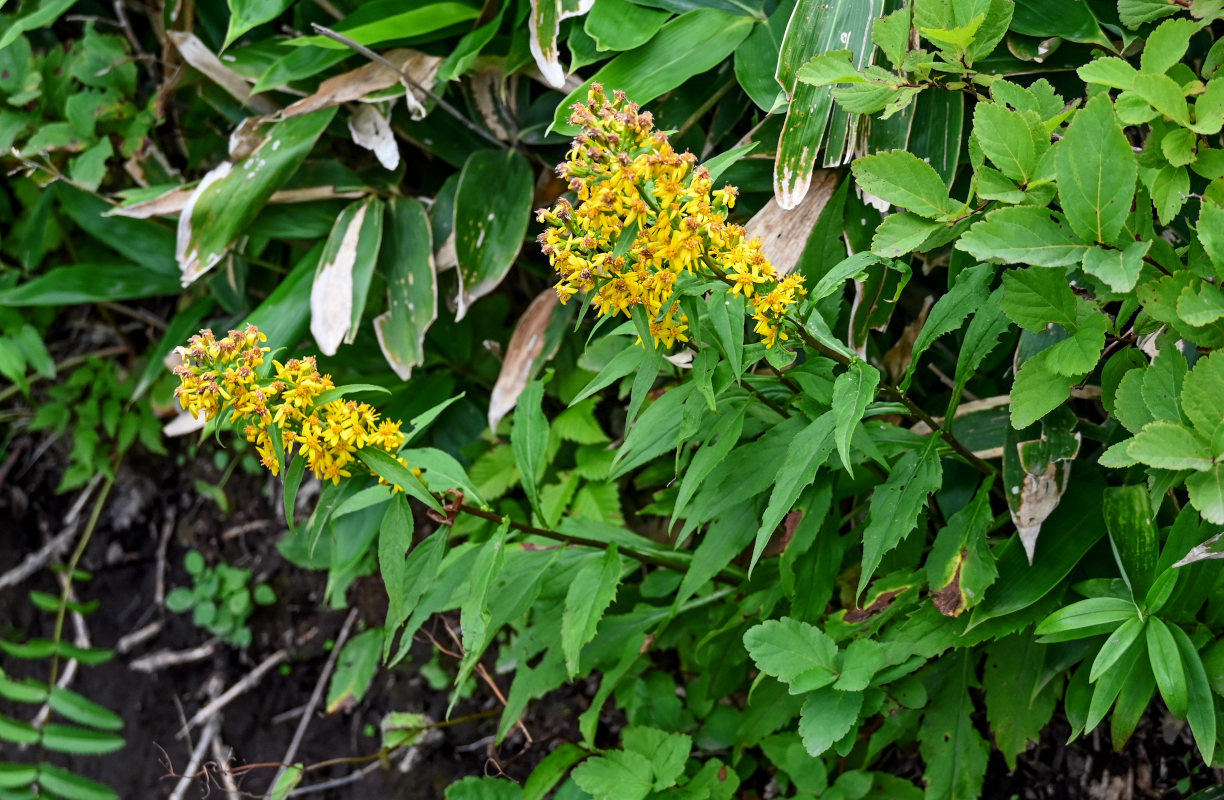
164,551,277,648
4,0,1224,797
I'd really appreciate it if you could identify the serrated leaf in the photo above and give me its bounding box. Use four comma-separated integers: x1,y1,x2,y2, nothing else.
572,749,654,800
512,380,549,519
983,633,1057,770
1056,94,1136,244
562,545,622,676
851,149,964,218
797,687,863,756
743,617,839,694
1127,421,1213,470
958,206,1089,267
1178,278,1224,326
871,212,944,257
973,102,1045,183
920,651,988,800
752,413,836,570
832,361,879,476
1081,241,1149,293
1011,350,1081,430
858,436,942,594
623,727,691,791
1043,312,1107,376
999,268,1078,332
1187,464,1224,524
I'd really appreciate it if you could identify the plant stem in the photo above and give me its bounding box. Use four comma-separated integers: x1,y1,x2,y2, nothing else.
454,503,745,584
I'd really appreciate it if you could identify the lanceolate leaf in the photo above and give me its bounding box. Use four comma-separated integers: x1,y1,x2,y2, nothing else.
903,262,995,391
454,149,534,320
310,196,384,356
1055,94,1136,245
551,9,754,135
562,545,622,676
774,0,883,209
753,412,836,571
512,380,550,519
177,108,336,284
374,197,436,380
530,0,596,88
831,360,880,475
920,651,989,800
858,436,942,594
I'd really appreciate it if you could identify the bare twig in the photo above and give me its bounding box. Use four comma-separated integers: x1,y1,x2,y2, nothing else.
178,649,289,736
210,738,242,800
154,509,176,606
289,762,380,796
129,640,219,673
169,676,224,800
267,608,359,793
117,620,164,654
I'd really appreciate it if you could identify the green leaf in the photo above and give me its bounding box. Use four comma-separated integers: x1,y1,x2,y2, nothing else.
1081,241,1149,293
858,436,942,594
1055,94,1137,244
375,197,437,380
48,687,122,731
355,448,444,513
1187,464,1224,524
0,263,182,306
1146,617,1189,718
701,141,759,185
584,0,670,53
552,9,754,135
379,495,413,639
224,0,294,48
36,764,118,800
456,523,508,692
523,744,587,800
325,628,383,714
454,149,533,319
797,687,863,757
623,727,691,791
752,413,836,570
671,403,746,528
870,212,944,257
973,102,1045,183
1178,278,1224,326
920,651,988,800
872,6,910,68
957,206,1089,267
178,109,335,283
446,776,523,800
1000,268,1078,332
290,2,481,48
562,545,622,677
1090,616,1147,683
1140,18,1199,75
743,617,839,694
1182,351,1224,451
1119,0,1180,27
0,713,39,745
795,49,866,86
41,724,125,755
831,361,879,476
774,0,878,208
572,750,655,800
1197,199,1224,275
268,764,304,800
1126,421,1213,470
1010,350,1081,430
1103,485,1160,602
850,149,964,218
983,633,1059,770
385,528,447,664
1036,597,1139,637
0,0,77,50
511,380,549,519
1043,311,1107,376
1170,623,1218,762
1079,56,1139,90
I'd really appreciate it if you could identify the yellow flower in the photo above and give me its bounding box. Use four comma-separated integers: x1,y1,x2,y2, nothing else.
538,85,804,348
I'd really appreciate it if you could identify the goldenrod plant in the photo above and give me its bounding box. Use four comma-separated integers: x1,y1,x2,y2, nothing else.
3,1,1224,798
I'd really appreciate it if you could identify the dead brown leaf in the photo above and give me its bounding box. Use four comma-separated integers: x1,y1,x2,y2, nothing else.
488,290,559,431
167,32,277,115
744,170,839,276
281,49,441,121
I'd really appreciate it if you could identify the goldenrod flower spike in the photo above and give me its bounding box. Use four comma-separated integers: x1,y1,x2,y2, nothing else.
537,85,806,349
173,325,407,486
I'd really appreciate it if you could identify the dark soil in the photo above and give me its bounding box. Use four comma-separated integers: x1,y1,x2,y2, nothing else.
1,429,1221,799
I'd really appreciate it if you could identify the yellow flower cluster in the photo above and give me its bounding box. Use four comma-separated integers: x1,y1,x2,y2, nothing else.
173,326,405,485
537,84,806,348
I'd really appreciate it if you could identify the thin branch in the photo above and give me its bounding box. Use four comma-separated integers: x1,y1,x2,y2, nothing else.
267,608,359,794
178,649,290,736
